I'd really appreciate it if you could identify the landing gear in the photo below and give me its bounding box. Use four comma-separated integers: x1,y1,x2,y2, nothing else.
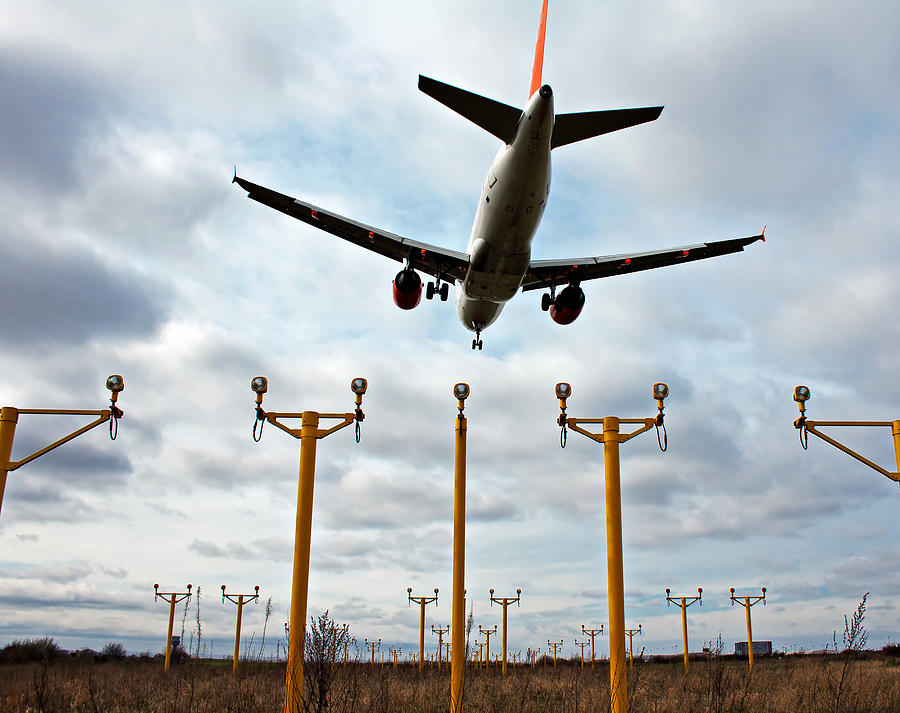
471,327,483,351
427,279,450,301
541,281,558,312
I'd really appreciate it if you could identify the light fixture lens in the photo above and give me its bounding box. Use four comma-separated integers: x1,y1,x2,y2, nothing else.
653,382,669,399
251,376,268,393
106,374,124,392
794,385,810,402
555,382,571,399
453,383,470,400
351,377,367,395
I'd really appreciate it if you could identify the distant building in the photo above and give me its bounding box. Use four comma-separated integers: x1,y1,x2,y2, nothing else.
734,641,772,656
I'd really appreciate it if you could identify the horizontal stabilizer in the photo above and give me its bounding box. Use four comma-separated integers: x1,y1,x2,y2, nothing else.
419,75,523,144
551,106,664,149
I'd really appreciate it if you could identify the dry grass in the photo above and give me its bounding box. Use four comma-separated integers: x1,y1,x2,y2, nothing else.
1,654,899,713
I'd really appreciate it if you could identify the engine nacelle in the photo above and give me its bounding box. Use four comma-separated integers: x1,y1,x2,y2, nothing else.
549,284,585,325
392,268,423,310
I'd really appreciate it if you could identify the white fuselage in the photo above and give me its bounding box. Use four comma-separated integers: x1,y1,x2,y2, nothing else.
456,87,554,332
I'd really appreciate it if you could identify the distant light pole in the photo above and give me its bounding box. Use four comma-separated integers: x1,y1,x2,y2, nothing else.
793,385,900,490
730,588,766,670
365,638,381,665
666,588,702,671
581,625,604,670
478,625,497,670
408,587,439,672
624,625,642,671
547,640,564,668
221,585,259,674
0,375,125,519
557,381,668,713
154,583,192,672
489,588,521,675
574,639,588,668
432,624,449,671
389,646,402,669
250,375,367,713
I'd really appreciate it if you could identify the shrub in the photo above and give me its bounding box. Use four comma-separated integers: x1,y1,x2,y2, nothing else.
101,642,128,659
0,637,62,663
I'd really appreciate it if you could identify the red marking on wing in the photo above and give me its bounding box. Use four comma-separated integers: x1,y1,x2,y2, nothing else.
310,210,319,220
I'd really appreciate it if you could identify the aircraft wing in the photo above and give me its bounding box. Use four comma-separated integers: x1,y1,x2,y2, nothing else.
520,231,765,292
233,175,470,283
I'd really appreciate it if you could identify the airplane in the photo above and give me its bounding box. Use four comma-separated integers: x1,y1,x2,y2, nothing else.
234,0,763,350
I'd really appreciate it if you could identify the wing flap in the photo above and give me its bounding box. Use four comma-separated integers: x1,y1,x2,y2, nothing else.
234,175,469,282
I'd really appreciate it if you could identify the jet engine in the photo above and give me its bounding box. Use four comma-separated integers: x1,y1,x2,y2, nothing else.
392,268,423,309
548,284,585,325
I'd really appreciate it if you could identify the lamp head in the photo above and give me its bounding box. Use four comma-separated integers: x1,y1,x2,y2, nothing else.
555,382,571,400
351,377,367,408
187,584,192,592
407,587,413,595
453,382,470,400
516,588,522,595
255,585,260,593
653,382,668,412
222,584,227,592
106,374,124,404
251,376,268,405
762,587,767,594
489,588,494,595
794,385,811,415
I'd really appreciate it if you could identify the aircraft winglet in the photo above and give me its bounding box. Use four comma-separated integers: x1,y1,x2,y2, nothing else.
761,225,766,242
529,0,549,99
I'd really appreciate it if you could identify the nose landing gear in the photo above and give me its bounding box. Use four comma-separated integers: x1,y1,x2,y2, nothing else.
471,327,483,351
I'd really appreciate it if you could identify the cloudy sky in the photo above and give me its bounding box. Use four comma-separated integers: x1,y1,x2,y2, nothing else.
2,0,899,661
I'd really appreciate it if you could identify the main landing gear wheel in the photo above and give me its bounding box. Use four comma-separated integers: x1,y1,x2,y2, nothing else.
426,281,450,301
541,293,552,311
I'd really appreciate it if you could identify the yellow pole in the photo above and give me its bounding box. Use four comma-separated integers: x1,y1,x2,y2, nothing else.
680,598,689,671
450,397,467,713
744,597,754,671
893,420,900,492
603,416,627,713
419,599,426,672
285,411,319,713
232,596,244,674
164,596,176,673
0,408,17,520
502,602,508,675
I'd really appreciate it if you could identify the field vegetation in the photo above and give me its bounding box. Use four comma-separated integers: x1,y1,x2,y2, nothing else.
2,642,899,713
3,598,896,712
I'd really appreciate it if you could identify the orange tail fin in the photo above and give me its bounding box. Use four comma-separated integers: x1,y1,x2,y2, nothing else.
529,0,549,98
